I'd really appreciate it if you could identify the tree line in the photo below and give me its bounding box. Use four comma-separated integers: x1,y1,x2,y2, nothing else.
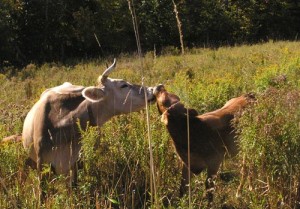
0,0,299,68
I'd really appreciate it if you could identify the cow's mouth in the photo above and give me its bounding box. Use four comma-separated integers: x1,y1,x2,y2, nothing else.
147,95,156,103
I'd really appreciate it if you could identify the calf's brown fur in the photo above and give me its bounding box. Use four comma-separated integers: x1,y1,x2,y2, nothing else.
154,85,255,201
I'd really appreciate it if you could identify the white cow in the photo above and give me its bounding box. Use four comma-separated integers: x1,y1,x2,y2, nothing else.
22,59,157,201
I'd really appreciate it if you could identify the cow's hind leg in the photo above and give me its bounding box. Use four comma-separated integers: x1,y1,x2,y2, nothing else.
68,162,79,189
66,159,83,195
36,156,45,204
36,148,50,205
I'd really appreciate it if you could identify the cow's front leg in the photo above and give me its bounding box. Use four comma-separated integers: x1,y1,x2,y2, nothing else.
69,159,83,189
36,155,47,205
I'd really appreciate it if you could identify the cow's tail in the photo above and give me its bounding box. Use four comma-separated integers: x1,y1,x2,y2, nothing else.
1,134,22,144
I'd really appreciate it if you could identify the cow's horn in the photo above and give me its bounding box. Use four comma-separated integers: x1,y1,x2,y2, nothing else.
101,58,117,83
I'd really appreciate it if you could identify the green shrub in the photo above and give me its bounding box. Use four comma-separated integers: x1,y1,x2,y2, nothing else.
237,87,300,208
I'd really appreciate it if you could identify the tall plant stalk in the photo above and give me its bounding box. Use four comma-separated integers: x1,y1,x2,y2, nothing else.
127,0,158,207
172,0,184,55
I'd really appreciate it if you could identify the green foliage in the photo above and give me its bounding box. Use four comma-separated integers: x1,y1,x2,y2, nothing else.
0,42,300,208
1,0,299,67
237,87,300,207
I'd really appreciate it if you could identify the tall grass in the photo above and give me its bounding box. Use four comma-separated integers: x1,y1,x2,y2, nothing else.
0,41,299,208
237,86,300,207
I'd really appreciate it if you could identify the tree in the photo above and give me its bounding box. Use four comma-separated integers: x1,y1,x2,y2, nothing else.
0,0,24,68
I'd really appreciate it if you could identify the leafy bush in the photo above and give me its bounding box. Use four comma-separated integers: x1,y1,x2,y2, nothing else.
237,86,300,208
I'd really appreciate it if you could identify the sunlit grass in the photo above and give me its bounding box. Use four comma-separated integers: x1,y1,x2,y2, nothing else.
0,41,299,208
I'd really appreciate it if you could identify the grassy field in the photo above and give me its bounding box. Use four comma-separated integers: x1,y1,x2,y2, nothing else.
0,41,299,208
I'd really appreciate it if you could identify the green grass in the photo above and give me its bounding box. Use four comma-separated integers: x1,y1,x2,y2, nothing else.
0,41,300,208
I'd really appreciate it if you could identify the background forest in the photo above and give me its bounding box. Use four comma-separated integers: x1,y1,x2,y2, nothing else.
1,0,300,68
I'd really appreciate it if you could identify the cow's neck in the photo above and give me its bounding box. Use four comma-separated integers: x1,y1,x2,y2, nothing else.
88,100,122,127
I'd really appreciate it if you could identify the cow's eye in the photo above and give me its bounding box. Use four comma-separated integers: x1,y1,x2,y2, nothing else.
120,84,128,88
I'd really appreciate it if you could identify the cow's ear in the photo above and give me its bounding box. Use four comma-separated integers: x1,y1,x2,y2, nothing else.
82,87,105,103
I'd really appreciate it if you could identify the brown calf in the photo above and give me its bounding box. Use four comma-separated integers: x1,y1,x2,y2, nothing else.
153,84,255,202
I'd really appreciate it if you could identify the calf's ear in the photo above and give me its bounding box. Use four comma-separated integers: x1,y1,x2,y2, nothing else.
187,108,198,117
82,87,105,102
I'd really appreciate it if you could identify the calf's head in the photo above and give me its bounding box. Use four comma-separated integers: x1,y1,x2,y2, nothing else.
153,84,180,114
82,59,156,115
153,85,198,124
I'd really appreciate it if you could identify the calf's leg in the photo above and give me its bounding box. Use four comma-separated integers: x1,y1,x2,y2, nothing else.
179,164,204,197
206,160,222,203
179,164,190,197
